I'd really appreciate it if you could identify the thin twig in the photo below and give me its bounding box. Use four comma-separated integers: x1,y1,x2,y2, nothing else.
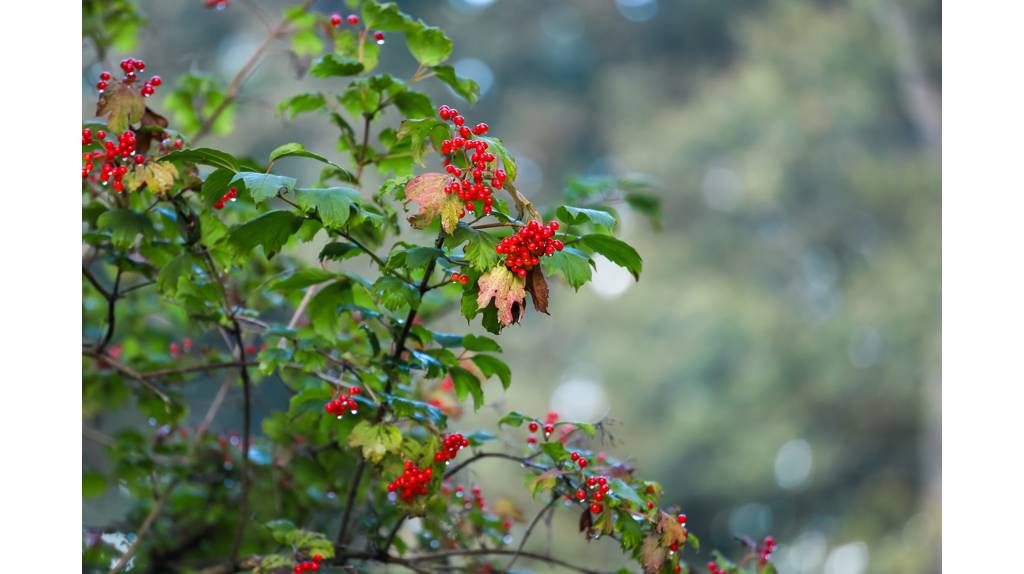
506,494,560,571
444,451,546,480
334,457,367,547
381,514,406,556
228,322,254,566
107,480,179,574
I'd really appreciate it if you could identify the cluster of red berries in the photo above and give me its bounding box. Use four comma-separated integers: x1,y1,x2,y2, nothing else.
329,13,385,44
214,187,238,209
574,473,611,515
387,461,433,502
292,554,322,573
244,341,267,356
204,0,229,9
496,220,564,279
324,387,360,418
707,562,725,574
168,337,193,358
758,536,777,565
97,58,162,97
526,411,560,444
434,433,470,463
82,129,140,192
569,450,589,469
437,105,502,218
450,272,469,285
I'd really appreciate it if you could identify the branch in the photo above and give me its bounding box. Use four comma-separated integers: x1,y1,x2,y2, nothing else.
94,266,122,354
444,451,547,480
192,0,313,143
138,360,259,380
228,322,254,566
405,548,603,574
506,494,560,571
107,480,179,574
86,350,172,404
380,514,406,556
334,457,368,548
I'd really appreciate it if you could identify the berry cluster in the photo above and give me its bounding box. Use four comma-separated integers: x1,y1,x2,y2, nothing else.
570,450,589,469
496,220,564,278
387,461,433,503
329,13,385,44
324,387,360,418
574,473,611,515
97,58,162,97
450,272,469,285
82,129,140,192
292,554,322,573
437,105,501,218
526,410,560,444
758,536,777,565
434,433,470,463
707,562,725,574
214,187,238,209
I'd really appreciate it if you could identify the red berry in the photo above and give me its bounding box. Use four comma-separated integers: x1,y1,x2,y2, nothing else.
528,421,539,432
96,81,108,91
134,155,145,165
374,31,385,43
453,115,465,127
347,14,359,25
150,75,162,87
677,513,687,525
330,13,342,26
577,457,588,468
590,503,602,514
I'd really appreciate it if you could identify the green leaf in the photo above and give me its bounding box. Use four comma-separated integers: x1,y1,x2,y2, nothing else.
288,386,333,415
277,93,326,118
557,205,616,228
157,254,193,294
294,186,361,229
393,91,434,119
97,208,154,249
160,147,240,172
403,247,443,269
464,230,501,271
387,396,447,428
373,276,418,311
463,334,502,353
200,168,235,204
470,355,511,390
228,210,304,258
541,247,593,290
406,26,452,66
609,478,646,508
230,172,296,203
540,441,570,462
528,469,560,496
580,234,643,280
497,411,528,428
396,118,449,165
347,421,402,463
291,29,323,56
449,366,485,410
83,472,107,498
270,268,337,292
617,513,644,550
687,532,701,551
310,54,365,78
433,65,481,103
362,2,417,31
319,241,362,262
464,430,497,446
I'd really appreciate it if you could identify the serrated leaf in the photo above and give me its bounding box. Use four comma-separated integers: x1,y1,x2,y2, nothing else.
541,247,593,291
396,118,449,165
393,91,434,119
477,136,516,183
373,275,418,311
449,365,485,410
476,266,526,326
319,241,362,262
228,210,304,258
96,82,145,132
406,25,452,66
347,421,402,463
97,208,154,249
139,160,178,195
294,186,361,229
362,1,417,31
310,54,365,77
617,514,644,550
231,172,296,203
402,246,444,269
557,205,616,227
269,142,330,165
580,234,643,280
158,254,193,294
609,478,646,508
404,173,462,234
200,168,235,203
462,334,502,353
464,230,501,271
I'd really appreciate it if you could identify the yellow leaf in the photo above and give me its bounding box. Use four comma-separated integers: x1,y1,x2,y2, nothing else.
403,172,462,234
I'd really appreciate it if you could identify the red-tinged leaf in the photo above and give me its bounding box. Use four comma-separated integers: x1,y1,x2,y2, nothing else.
476,266,526,326
403,172,462,234
578,507,593,533
96,82,145,133
641,535,666,574
657,511,687,548
525,267,549,314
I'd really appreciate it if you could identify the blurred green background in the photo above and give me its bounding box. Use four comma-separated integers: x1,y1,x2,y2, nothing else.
83,0,940,572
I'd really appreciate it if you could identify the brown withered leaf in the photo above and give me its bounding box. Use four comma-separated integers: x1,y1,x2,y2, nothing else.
640,534,666,574
656,511,687,548
578,506,592,533
135,107,169,154
96,82,145,133
525,266,549,314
